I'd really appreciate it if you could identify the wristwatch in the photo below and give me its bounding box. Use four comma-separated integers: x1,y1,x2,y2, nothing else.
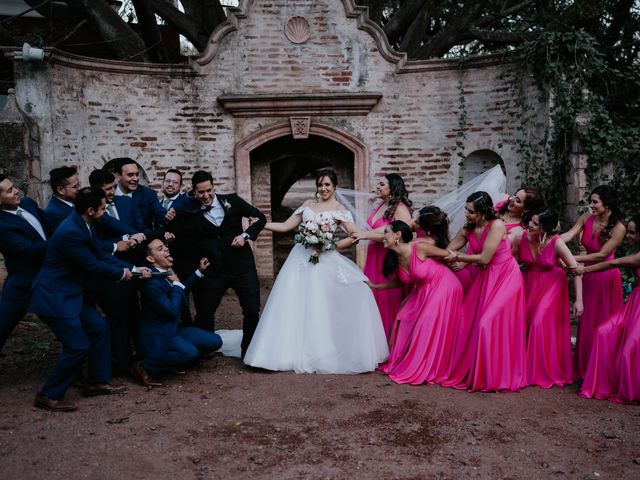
242,232,250,240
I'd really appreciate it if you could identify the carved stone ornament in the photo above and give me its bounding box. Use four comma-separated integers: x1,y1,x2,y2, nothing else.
290,117,311,139
284,16,311,44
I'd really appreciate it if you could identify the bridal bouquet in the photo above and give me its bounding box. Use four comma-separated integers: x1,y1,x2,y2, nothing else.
294,215,337,265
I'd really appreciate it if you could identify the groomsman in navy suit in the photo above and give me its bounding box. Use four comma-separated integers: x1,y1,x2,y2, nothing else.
89,169,146,374
160,169,186,211
0,174,47,353
29,187,151,412
43,166,80,235
112,158,170,233
133,236,222,385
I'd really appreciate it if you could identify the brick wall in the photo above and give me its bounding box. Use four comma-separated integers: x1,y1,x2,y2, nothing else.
11,0,547,279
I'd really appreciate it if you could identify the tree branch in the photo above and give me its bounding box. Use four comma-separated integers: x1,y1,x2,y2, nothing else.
63,0,151,62
147,0,207,51
132,0,169,63
383,0,429,46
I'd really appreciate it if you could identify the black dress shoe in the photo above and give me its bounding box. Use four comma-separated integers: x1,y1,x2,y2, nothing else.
34,393,77,412
82,382,127,397
130,361,163,387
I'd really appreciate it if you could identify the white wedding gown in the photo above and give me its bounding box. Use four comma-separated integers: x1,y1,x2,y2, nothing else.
243,206,389,374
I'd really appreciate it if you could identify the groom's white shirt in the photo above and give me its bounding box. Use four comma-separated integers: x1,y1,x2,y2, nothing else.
203,194,225,227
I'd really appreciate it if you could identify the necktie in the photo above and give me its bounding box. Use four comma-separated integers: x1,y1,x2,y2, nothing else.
107,203,117,217
162,198,171,209
15,208,25,219
201,204,213,213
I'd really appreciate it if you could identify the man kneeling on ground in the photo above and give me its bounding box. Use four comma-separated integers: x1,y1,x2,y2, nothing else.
132,235,223,386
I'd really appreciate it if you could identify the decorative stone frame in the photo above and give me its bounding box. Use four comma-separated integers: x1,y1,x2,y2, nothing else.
234,120,369,201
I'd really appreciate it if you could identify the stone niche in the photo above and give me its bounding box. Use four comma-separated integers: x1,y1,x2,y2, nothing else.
8,0,547,279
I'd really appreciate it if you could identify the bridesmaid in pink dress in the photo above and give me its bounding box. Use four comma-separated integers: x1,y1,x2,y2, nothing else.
577,216,640,404
452,188,542,291
495,187,544,250
515,209,584,388
561,185,626,379
442,191,527,392
353,174,412,341
370,214,463,385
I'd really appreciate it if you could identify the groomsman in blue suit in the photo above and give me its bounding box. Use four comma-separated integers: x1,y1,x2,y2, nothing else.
0,174,48,353
89,169,147,374
133,236,222,385
43,166,80,235
159,169,186,211
29,187,151,412
112,158,169,233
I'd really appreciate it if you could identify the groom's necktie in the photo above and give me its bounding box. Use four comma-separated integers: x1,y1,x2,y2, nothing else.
162,198,172,209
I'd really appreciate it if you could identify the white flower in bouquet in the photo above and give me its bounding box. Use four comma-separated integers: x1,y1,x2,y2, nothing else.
294,216,338,264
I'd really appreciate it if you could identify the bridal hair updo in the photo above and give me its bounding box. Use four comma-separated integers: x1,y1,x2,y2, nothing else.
590,185,623,242
418,205,450,249
382,220,413,278
464,191,497,230
384,173,413,220
532,208,560,236
315,168,338,191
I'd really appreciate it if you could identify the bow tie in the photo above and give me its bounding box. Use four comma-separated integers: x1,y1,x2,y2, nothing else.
201,204,213,212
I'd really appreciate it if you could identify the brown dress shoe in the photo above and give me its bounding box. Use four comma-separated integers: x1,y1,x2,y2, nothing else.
130,361,163,387
82,382,127,397
34,393,77,412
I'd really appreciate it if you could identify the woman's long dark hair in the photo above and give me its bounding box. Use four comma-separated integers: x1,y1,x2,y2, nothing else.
315,168,338,191
498,187,544,225
591,185,623,242
383,173,412,220
418,205,450,249
382,220,413,278
464,191,497,230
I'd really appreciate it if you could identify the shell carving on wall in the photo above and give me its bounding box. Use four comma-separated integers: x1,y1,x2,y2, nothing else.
284,16,311,44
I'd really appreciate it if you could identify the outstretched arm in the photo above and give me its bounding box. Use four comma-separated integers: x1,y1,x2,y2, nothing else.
560,212,588,243
556,237,584,317
576,250,640,275
264,211,303,233
450,221,505,266
574,222,626,263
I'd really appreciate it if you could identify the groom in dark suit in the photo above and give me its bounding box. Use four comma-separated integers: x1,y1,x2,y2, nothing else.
170,170,266,357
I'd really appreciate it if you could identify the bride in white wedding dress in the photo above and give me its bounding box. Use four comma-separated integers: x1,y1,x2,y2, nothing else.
243,169,389,373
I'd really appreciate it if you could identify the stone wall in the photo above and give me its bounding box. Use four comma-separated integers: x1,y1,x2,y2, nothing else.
9,0,548,279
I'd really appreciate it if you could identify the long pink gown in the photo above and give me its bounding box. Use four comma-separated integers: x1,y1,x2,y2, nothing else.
574,216,623,379
380,243,463,385
580,268,640,404
362,202,406,341
520,233,572,388
442,220,527,392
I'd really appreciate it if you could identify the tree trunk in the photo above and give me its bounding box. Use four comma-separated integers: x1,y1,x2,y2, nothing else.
383,0,428,46
63,0,151,62
132,0,170,63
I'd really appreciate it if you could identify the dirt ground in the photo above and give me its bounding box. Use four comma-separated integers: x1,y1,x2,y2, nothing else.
1,285,639,480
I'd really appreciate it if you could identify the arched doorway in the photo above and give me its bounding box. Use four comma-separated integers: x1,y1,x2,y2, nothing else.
251,135,354,276
460,149,506,184
235,122,369,279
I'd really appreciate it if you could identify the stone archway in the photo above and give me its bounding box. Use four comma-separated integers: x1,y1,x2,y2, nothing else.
460,149,506,185
235,122,369,279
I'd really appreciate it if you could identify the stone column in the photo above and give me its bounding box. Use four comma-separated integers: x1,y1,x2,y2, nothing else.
0,88,42,204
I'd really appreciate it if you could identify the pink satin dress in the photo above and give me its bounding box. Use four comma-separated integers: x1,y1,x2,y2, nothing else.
362,202,406,341
574,216,623,379
453,222,520,294
443,220,527,392
380,243,463,385
580,267,640,404
520,233,572,388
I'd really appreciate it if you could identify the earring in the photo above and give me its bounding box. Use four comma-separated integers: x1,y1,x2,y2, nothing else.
395,239,400,246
